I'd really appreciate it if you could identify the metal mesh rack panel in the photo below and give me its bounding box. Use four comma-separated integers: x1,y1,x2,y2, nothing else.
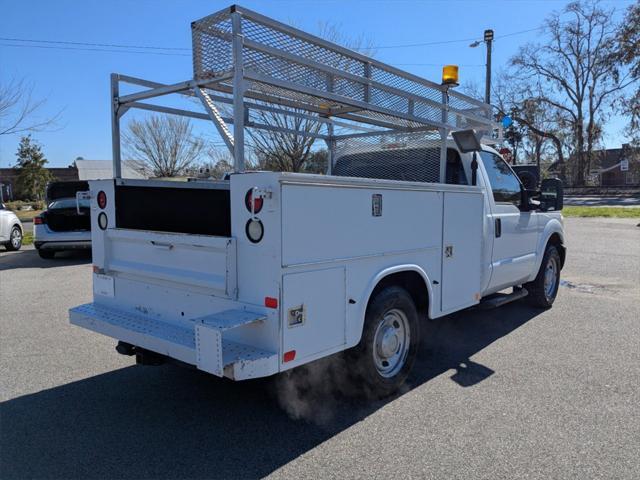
191,6,495,133
192,11,234,78
333,131,444,183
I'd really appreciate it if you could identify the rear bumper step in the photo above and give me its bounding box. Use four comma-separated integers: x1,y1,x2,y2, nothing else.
70,303,278,380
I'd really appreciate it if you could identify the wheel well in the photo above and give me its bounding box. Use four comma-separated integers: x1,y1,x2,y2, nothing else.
369,271,429,318
548,233,565,268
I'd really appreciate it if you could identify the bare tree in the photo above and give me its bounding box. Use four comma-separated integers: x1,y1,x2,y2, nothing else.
0,78,62,136
510,0,635,185
614,1,640,144
463,76,567,172
123,115,206,177
195,147,235,179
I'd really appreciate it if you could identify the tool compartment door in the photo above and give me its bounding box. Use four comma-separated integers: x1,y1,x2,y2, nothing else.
441,192,483,312
105,229,236,297
282,267,346,366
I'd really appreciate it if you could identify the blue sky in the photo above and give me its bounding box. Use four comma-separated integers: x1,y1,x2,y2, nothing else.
0,0,634,167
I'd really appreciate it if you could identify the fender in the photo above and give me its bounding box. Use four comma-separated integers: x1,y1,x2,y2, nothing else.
528,217,565,282
347,264,434,348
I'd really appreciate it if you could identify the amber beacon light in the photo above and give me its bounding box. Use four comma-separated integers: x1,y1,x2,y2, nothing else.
442,65,459,87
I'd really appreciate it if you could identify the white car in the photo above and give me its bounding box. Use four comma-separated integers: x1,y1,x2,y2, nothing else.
34,181,91,259
0,203,23,251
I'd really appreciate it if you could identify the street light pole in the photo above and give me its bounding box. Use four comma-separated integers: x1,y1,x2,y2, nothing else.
484,29,494,105
470,29,494,105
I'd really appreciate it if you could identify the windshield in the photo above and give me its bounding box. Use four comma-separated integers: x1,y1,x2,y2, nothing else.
48,198,90,210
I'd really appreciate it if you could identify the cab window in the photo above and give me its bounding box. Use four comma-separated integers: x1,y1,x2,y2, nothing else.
480,151,521,204
445,149,468,185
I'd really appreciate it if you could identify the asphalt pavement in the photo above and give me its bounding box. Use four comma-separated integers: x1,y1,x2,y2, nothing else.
1,217,639,479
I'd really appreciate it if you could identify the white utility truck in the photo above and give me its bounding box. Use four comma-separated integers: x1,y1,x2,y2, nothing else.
70,5,565,395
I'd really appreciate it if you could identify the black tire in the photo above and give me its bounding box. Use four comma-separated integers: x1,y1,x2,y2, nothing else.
349,286,420,397
525,244,561,308
5,225,22,251
38,249,56,259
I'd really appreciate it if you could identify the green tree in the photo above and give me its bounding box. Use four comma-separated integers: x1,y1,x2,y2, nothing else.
14,135,53,200
615,1,640,144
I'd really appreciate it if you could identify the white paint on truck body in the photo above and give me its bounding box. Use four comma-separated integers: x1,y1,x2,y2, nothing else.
70,146,563,380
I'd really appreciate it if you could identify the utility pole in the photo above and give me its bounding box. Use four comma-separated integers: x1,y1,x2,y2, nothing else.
484,29,494,105
470,29,494,105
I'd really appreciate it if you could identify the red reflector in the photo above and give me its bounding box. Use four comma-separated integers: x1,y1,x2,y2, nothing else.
265,297,278,309
283,350,296,362
33,216,44,225
97,191,107,209
245,189,264,214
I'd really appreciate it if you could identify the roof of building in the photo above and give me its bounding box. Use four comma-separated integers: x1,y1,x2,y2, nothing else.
550,144,637,173
75,160,147,180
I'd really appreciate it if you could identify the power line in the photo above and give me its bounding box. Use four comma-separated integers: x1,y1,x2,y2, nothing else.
495,26,543,39
372,37,480,49
0,36,190,51
0,43,190,57
372,26,545,48
1,24,548,56
395,62,485,67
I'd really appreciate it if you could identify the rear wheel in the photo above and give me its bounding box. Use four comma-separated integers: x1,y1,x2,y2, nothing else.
5,226,22,251
38,249,56,259
525,244,561,308
350,286,420,397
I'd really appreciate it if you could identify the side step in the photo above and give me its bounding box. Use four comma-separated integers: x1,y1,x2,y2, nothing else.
477,287,528,310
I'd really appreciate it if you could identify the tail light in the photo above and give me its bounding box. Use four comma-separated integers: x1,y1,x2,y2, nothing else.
97,191,107,209
245,218,264,243
33,216,44,225
245,189,263,214
97,212,108,230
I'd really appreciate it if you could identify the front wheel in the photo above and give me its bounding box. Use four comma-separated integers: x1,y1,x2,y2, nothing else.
525,244,561,308
350,286,420,397
5,226,22,251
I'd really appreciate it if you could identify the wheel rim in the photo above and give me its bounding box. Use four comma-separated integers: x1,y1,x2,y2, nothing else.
372,308,410,378
544,255,558,299
10,228,21,248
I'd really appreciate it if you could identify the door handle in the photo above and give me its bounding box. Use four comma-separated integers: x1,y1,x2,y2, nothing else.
150,241,174,250
495,218,502,238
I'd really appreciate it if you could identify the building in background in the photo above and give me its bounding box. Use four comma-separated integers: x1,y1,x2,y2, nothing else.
0,158,148,201
588,144,639,187
74,159,147,181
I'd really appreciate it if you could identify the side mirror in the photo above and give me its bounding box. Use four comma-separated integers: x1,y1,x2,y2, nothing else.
540,178,563,212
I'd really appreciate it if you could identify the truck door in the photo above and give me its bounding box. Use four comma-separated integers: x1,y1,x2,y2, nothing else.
480,151,538,292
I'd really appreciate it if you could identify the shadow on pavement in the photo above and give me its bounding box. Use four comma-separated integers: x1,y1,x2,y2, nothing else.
0,248,91,271
0,302,542,479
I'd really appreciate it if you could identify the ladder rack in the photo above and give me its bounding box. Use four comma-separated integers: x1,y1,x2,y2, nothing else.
110,4,499,180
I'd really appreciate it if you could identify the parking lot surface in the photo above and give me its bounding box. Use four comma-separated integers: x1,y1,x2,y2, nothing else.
1,217,639,479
